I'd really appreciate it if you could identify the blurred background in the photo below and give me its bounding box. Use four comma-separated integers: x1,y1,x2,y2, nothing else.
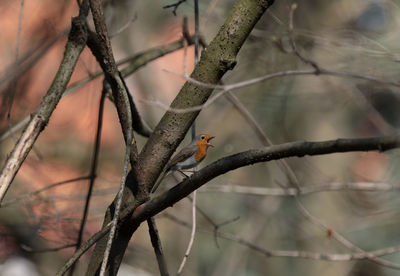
1,0,400,275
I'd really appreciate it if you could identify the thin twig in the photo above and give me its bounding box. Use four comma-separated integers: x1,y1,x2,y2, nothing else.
109,14,137,38
194,0,200,65
147,217,169,276
56,219,114,276
177,4,200,272
56,135,400,275
22,243,77,253
163,0,186,16
163,212,400,263
0,29,68,95
179,174,237,249
288,3,319,71
142,68,400,114
224,90,300,190
88,0,134,275
286,4,400,270
195,30,299,192
177,190,197,275
99,82,131,273
0,12,89,204
70,81,106,275
295,198,400,269
0,35,199,143
1,176,91,208
101,75,132,276
6,0,25,130
200,182,400,196
186,193,224,248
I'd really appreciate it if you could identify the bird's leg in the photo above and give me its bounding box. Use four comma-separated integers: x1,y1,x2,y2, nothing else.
177,170,189,178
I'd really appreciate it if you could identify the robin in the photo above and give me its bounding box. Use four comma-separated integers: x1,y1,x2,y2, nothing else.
151,134,215,193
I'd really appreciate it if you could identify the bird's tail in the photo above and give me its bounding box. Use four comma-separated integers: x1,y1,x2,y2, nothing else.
150,169,169,193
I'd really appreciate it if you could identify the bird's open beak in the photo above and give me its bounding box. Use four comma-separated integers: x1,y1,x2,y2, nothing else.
207,136,215,147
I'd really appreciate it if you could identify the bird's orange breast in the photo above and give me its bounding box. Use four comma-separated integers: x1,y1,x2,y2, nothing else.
195,143,208,162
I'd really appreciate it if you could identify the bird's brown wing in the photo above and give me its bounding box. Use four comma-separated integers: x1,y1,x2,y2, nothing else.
166,144,198,171
151,144,198,193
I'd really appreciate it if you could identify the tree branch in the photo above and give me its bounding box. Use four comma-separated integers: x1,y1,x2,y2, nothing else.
163,0,186,16
0,8,89,205
140,0,276,193
69,80,107,275
147,217,169,276
200,182,400,196
163,212,400,264
86,1,135,275
57,135,400,275
130,135,400,222
83,0,276,274
0,34,199,142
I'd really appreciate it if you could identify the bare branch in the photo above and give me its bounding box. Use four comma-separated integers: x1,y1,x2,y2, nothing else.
147,218,169,276
57,135,400,274
109,14,137,38
0,13,89,205
22,243,77,254
6,0,25,129
132,135,400,222
0,29,68,96
140,0,276,193
0,34,200,142
143,68,400,114
163,0,186,16
281,5,400,270
56,219,114,276
200,182,399,196
163,212,400,263
69,81,107,275
177,2,201,272
88,1,134,275
177,191,197,275
1,176,90,208
295,198,400,269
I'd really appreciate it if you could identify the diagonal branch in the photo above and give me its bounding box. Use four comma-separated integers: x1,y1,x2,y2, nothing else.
140,0,276,193
0,5,89,205
0,34,200,143
84,0,275,274
147,217,169,276
87,1,135,275
1,176,90,208
57,135,400,275
131,135,400,222
164,212,400,266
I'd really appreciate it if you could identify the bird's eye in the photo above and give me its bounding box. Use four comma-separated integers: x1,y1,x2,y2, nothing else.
201,135,205,140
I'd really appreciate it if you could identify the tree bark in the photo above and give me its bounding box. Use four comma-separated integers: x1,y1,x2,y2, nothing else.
85,0,275,275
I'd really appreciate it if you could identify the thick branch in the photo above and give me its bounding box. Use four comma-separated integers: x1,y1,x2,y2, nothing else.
57,135,400,275
140,0,276,192
0,15,88,204
84,1,138,275
131,135,400,221
85,0,275,274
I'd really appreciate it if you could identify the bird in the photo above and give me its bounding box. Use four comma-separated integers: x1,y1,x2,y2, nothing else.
151,134,215,193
